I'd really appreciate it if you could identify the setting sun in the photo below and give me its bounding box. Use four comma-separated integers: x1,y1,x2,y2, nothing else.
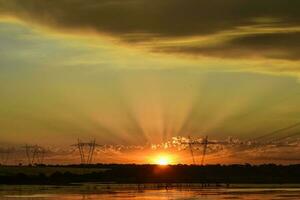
153,154,173,165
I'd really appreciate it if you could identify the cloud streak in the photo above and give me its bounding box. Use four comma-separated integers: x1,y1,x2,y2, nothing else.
0,0,300,62
154,32,300,61
3,136,300,165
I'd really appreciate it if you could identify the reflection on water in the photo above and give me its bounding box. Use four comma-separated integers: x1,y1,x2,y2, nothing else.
1,185,300,200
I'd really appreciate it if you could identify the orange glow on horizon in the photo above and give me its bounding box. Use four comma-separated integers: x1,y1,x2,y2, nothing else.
151,154,175,165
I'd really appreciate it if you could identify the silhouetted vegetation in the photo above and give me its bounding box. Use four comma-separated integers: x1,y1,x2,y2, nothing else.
0,164,300,185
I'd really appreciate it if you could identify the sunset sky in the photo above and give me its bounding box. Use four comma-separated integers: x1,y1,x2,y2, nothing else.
0,0,300,164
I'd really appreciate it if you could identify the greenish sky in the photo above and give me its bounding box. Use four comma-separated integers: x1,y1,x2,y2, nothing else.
0,0,300,164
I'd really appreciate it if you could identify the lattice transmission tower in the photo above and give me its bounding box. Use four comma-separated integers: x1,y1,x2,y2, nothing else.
23,145,46,165
0,147,14,165
72,139,101,164
181,136,227,165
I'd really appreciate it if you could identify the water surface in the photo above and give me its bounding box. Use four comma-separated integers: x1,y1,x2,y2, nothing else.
1,184,300,199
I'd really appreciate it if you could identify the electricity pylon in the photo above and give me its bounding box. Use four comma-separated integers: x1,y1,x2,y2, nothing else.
23,145,46,165
188,136,195,165
181,136,227,165
181,136,207,165
0,147,14,165
72,139,101,164
201,136,208,166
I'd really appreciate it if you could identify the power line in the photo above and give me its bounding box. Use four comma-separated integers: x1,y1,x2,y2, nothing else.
251,122,300,141
270,131,300,142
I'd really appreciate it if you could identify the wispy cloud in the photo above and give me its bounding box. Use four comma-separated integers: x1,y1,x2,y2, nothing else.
3,136,300,164
1,0,300,63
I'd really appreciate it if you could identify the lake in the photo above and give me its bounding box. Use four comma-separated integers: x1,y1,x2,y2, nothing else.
1,184,300,199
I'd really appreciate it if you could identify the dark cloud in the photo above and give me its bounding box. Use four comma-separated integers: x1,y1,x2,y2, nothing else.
0,0,300,60
156,32,300,60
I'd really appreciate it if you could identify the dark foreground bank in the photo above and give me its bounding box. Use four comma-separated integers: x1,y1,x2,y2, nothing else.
0,164,300,185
